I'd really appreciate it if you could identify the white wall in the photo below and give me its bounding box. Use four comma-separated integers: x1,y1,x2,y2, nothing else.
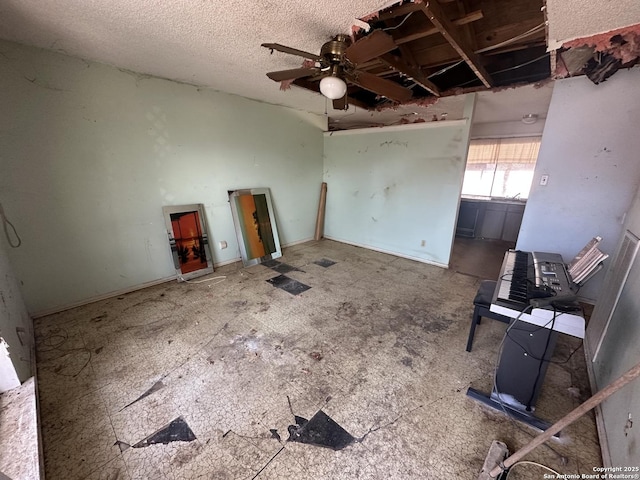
591,185,640,466
322,95,475,266
0,40,325,315
0,238,33,390
517,67,640,302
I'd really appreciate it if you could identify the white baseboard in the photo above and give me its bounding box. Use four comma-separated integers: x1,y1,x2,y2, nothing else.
31,275,177,319
32,237,319,318
282,237,315,248
323,236,449,269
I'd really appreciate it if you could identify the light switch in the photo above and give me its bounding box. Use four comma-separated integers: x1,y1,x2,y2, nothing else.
540,175,549,186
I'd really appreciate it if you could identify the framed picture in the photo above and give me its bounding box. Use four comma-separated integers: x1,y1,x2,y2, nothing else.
229,188,282,267
162,204,214,280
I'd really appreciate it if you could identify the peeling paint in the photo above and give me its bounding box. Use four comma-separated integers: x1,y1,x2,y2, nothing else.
563,25,640,62
558,25,640,82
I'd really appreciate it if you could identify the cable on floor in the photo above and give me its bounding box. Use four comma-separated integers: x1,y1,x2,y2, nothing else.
505,460,560,479
39,327,92,377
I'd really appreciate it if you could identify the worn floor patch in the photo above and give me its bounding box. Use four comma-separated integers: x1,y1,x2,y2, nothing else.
263,260,303,274
313,258,336,268
271,263,303,274
261,259,280,268
266,275,311,295
287,410,355,451
131,417,196,448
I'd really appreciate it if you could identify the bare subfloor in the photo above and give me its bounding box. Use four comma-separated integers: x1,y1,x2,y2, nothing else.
35,239,601,480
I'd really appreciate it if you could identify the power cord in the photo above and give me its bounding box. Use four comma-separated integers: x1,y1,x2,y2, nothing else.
525,310,557,408
0,202,21,248
505,460,560,479
39,327,92,377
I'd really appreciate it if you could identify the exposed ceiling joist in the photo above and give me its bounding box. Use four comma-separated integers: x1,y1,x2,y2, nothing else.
417,0,494,87
395,10,484,45
266,0,549,113
380,53,441,96
378,3,422,21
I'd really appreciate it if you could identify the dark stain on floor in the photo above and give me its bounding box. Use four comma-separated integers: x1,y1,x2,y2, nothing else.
266,275,311,295
263,260,304,274
314,258,336,268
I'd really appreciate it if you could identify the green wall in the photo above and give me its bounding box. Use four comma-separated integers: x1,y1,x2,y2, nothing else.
0,41,325,314
322,95,475,266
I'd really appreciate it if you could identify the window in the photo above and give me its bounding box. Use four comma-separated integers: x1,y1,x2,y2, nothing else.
461,137,541,199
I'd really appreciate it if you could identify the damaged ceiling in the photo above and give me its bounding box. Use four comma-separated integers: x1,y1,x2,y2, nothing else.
0,0,639,130
266,0,550,113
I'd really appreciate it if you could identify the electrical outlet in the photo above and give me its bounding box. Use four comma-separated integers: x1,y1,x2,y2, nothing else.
540,174,549,186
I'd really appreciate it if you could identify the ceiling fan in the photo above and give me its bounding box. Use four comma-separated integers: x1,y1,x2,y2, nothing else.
261,31,413,110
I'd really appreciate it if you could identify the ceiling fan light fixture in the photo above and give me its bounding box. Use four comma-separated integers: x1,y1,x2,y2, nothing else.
320,76,347,100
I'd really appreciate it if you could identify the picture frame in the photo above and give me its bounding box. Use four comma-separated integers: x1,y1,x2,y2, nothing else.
228,188,282,267
162,204,214,280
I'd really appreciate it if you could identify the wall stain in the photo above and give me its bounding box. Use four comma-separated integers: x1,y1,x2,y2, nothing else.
379,140,408,148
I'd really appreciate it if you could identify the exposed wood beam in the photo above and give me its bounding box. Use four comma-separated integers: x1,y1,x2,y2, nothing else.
380,53,441,96
475,19,545,52
455,0,478,53
378,3,422,21
417,0,493,87
408,18,546,67
394,10,483,45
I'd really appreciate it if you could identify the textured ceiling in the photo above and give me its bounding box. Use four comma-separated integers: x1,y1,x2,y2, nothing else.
546,0,640,49
0,0,388,117
0,0,635,129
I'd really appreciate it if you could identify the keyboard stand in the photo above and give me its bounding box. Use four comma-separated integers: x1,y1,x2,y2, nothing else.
466,388,556,434
466,317,560,435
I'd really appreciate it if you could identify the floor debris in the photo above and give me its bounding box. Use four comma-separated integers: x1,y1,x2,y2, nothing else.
120,380,165,411
269,429,281,442
131,417,196,448
287,410,355,451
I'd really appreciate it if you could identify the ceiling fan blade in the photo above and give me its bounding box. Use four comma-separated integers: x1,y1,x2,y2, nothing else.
345,30,397,65
266,68,320,82
348,71,413,103
261,43,322,62
332,95,348,111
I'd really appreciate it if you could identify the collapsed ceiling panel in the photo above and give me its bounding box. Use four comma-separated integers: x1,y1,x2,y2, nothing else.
263,0,551,113
556,25,640,84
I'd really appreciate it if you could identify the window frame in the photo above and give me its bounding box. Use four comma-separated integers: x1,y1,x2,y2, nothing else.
461,136,541,200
